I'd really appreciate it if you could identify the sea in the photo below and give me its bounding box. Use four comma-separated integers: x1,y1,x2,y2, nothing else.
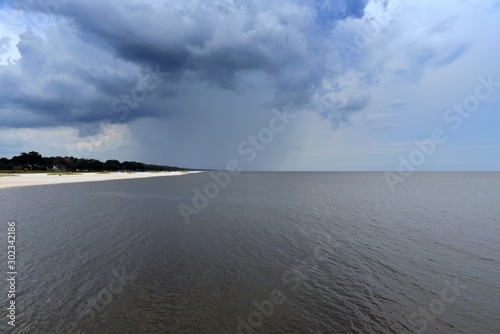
0,172,499,333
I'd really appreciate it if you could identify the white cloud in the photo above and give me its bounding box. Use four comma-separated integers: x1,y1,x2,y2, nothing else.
0,123,131,159
0,8,23,65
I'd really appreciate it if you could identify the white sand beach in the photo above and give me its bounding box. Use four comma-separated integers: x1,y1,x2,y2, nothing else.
0,171,201,189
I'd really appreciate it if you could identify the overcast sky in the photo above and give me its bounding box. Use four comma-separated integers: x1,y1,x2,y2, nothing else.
0,0,499,170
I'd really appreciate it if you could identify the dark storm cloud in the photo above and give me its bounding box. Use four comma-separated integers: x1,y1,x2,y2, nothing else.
2,0,371,130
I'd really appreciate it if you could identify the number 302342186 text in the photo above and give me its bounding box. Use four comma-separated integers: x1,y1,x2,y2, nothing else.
7,221,17,327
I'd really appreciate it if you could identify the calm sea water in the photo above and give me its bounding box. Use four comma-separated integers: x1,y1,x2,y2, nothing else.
0,172,499,333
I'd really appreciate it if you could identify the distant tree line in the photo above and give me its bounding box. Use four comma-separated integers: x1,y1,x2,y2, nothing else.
0,151,186,172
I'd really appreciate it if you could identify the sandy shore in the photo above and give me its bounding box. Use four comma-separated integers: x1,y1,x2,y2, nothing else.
0,171,201,189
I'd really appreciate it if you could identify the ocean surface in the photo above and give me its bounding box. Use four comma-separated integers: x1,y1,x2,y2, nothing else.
0,172,499,333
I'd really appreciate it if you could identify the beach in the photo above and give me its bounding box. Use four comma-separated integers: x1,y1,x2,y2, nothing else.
0,171,201,189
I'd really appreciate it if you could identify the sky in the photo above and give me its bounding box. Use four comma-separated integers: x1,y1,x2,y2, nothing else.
0,0,499,171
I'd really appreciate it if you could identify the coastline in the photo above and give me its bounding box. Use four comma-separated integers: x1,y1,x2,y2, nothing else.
0,171,202,189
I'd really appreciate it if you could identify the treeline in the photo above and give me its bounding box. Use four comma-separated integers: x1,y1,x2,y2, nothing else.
0,151,186,172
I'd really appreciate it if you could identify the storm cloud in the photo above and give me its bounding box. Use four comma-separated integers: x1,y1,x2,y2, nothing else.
2,0,371,129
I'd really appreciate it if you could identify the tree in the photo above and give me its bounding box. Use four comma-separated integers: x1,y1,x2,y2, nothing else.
104,159,121,171
11,151,44,169
1,151,185,173
87,159,103,171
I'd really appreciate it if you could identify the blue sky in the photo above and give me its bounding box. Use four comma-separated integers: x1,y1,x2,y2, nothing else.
0,0,499,171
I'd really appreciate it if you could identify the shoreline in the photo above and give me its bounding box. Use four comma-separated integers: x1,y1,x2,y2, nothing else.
0,171,202,189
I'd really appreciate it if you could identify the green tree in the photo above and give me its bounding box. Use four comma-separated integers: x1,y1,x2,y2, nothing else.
104,159,121,171
11,151,44,169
